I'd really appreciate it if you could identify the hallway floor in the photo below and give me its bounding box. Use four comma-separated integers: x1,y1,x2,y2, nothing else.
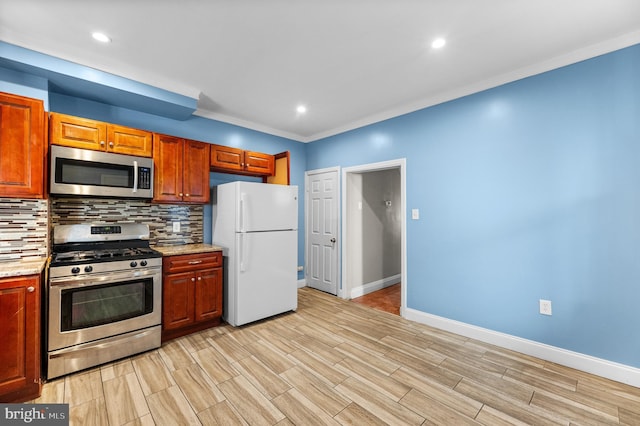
351,283,401,315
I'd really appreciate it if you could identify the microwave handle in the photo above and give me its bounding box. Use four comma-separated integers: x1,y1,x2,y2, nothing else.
132,160,138,193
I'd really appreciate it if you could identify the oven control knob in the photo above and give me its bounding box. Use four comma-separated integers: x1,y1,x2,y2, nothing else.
84,266,93,273
140,260,148,267
71,267,81,274
130,261,138,267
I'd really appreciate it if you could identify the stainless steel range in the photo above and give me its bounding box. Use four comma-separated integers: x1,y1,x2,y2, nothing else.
47,223,162,379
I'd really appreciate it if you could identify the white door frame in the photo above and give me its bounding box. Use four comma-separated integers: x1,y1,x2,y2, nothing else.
304,166,341,293
341,159,407,316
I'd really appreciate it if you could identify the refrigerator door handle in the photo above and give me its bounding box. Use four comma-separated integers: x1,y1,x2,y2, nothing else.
239,233,247,272
239,193,246,232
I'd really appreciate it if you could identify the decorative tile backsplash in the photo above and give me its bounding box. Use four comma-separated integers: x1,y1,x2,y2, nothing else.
0,196,204,263
0,198,49,261
50,197,204,246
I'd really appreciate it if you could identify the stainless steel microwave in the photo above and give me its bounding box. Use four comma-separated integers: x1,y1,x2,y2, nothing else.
50,145,154,198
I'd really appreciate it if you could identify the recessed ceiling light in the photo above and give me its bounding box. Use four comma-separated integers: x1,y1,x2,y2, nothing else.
92,32,111,43
296,105,307,114
431,38,446,49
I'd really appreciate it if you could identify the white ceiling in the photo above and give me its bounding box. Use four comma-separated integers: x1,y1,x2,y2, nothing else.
1,0,640,142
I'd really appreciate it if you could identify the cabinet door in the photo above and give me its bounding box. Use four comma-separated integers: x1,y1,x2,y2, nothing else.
153,133,184,203
0,93,45,198
183,140,210,203
194,268,222,322
210,144,244,172
245,151,274,176
49,113,107,151
108,124,152,157
162,272,195,330
0,275,40,402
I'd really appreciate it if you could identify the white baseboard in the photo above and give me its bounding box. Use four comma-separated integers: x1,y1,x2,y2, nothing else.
404,307,640,388
297,279,306,289
350,274,401,299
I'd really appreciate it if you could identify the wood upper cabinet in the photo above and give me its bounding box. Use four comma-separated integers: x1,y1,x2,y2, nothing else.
183,139,210,203
0,92,46,199
162,252,223,342
0,274,41,403
49,113,152,157
210,144,274,177
153,134,210,203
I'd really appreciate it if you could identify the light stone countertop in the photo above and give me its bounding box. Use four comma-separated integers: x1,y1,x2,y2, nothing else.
0,258,48,278
152,243,224,257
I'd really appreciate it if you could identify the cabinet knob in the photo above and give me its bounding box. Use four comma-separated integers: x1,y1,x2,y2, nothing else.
27,286,35,293
197,277,202,281
100,141,105,147
109,141,114,147
179,193,183,197
191,277,195,282
185,194,190,197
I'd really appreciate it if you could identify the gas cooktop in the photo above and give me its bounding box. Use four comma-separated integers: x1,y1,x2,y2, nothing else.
51,247,162,267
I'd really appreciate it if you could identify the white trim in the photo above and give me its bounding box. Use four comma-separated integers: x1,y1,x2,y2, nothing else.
297,279,306,289
350,274,401,299
341,159,407,318
405,308,640,388
304,167,341,296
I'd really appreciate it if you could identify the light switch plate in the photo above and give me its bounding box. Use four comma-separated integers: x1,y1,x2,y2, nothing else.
172,221,180,232
411,209,420,220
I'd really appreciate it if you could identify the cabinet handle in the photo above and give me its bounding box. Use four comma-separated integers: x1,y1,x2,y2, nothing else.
100,141,105,147
197,277,202,281
179,193,184,197
27,286,35,293
185,194,190,197
191,277,195,282
109,141,114,147
188,260,203,265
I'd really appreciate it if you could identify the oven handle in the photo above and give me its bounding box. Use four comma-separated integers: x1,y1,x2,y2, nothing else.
49,269,160,288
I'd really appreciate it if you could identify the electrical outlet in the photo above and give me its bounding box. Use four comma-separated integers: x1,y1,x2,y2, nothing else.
539,299,552,316
172,221,180,232
412,209,420,220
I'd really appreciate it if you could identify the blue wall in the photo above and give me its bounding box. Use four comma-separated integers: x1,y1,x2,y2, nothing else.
307,43,640,368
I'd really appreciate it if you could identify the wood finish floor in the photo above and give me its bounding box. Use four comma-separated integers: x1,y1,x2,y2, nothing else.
31,287,640,425
351,283,401,315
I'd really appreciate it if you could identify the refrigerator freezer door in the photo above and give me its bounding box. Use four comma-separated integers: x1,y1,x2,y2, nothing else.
237,182,298,232
227,230,297,326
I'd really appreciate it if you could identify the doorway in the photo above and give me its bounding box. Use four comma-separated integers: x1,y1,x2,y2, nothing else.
341,159,406,316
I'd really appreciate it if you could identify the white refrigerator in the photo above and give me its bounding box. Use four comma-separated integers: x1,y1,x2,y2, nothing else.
212,181,298,326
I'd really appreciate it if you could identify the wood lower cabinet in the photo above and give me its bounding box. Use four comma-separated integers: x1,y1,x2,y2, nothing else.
49,112,152,157
0,275,41,403
153,134,210,203
162,252,223,341
0,92,46,199
211,144,275,177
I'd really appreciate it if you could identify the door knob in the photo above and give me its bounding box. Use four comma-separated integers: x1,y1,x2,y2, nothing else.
330,237,336,243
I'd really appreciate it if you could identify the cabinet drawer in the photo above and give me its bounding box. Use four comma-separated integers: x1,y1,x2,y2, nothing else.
163,252,222,273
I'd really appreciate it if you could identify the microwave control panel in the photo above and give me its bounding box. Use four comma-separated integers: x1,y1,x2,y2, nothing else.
138,167,152,189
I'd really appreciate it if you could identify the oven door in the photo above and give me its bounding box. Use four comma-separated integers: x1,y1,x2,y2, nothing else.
48,268,161,351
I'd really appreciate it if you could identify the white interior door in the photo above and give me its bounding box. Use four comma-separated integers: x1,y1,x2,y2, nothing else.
305,168,339,295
